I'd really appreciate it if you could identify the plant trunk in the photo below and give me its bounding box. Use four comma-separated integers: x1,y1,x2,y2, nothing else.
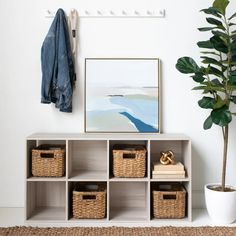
222,125,229,192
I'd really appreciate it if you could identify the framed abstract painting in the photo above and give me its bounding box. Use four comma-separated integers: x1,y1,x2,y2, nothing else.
85,58,160,133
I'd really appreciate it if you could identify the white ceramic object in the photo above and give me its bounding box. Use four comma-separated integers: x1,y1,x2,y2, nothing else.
205,183,236,224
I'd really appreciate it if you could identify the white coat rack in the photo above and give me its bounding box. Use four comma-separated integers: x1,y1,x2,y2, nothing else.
44,9,166,18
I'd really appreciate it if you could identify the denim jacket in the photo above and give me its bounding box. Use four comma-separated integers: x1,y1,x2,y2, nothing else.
41,8,75,112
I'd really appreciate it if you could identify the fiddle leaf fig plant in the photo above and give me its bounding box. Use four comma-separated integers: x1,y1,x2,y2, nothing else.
176,0,236,191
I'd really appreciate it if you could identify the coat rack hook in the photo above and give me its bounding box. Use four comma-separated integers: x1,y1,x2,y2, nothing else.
159,10,165,16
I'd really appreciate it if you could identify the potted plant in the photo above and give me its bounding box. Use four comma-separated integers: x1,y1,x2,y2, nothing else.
176,0,236,224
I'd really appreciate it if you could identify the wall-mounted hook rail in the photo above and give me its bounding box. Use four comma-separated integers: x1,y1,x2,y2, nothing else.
44,9,166,18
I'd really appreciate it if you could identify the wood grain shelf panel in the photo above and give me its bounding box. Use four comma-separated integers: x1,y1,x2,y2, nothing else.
69,170,107,181
110,207,149,221
150,177,190,182
27,207,65,221
27,177,66,182
109,177,149,182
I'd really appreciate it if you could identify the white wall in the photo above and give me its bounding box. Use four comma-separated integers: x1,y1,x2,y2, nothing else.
1,0,236,208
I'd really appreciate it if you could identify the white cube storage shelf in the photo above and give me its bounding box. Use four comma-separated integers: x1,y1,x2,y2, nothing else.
26,133,192,222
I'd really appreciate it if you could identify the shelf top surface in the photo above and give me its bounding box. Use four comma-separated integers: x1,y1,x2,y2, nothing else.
27,133,190,141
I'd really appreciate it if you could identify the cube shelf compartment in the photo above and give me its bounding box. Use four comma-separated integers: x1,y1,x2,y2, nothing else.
68,181,108,221
68,140,107,181
109,140,148,179
109,182,149,221
26,140,66,179
150,140,190,181
26,133,192,223
26,181,66,221
150,181,189,220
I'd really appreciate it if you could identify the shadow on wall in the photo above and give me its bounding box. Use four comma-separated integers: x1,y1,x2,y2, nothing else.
192,144,206,208
226,118,236,187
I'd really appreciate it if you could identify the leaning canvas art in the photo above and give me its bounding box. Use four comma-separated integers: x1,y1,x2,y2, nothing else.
85,58,160,133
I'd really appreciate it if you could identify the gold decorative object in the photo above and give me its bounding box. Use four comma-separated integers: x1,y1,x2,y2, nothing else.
160,150,175,165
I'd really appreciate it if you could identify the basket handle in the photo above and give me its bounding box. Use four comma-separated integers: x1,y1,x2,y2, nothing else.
161,192,177,200
122,153,136,159
82,195,97,200
40,152,55,158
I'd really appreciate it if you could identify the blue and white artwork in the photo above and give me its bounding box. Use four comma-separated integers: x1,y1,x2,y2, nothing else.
85,59,159,133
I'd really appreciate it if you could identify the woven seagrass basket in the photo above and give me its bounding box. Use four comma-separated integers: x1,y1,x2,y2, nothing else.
73,183,106,219
153,183,186,219
72,184,106,219
113,144,146,178
32,144,65,177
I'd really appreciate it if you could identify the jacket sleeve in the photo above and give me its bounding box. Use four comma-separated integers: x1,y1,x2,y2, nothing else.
41,27,56,103
56,12,75,112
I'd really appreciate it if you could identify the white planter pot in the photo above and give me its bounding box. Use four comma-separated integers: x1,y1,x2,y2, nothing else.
205,183,236,224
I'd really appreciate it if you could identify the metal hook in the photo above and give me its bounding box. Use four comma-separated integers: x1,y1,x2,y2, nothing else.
159,10,165,16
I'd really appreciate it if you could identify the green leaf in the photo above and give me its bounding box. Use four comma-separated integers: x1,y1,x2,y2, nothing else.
204,115,213,129
231,43,236,56
230,61,236,66
210,35,228,53
231,34,236,41
230,71,236,76
192,85,225,92
213,0,229,15
201,56,226,69
198,27,216,32
199,66,209,74
200,7,222,18
231,47,236,56
176,57,199,74
228,75,236,85
200,51,220,56
202,90,211,94
213,95,226,109
211,78,222,86
230,96,236,104
197,40,214,49
208,66,225,78
206,17,223,26
227,85,236,91
211,105,232,127
192,85,208,91
212,30,229,40
229,23,236,26
229,12,236,20
231,54,236,59
198,96,216,109
191,73,206,83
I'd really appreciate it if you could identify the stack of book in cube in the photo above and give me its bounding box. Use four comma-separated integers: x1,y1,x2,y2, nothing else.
152,162,185,179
